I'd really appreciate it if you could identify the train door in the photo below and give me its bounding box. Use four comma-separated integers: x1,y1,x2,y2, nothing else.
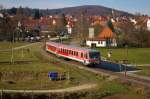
81,52,87,64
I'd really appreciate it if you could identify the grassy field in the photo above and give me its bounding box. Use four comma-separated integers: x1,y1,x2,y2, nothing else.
96,47,150,64
0,42,102,90
135,66,150,77
0,42,29,50
96,47,150,77
0,42,148,98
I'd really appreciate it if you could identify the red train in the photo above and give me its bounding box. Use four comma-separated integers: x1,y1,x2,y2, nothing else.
45,41,101,65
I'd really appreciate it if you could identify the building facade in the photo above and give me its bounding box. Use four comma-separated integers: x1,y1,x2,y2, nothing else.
86,27,117,47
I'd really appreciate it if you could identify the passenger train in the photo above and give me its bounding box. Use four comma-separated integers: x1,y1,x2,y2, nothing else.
45,41,101,65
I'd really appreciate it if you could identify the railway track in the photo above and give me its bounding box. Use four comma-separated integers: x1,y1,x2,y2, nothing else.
42,48,150,88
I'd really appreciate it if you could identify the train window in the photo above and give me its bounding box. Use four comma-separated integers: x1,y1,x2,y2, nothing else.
74,51,75,56
65,49,67,53
81,53,83,58
76,52,78,56
89,52,100,59
85,54,88,59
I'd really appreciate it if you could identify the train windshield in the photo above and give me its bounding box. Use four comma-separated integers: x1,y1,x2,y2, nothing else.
89,52,100,59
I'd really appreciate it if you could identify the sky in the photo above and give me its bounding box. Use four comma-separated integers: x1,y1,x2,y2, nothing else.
0,0,150,15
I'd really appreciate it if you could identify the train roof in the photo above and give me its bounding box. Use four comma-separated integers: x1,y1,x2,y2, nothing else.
46,41,99,53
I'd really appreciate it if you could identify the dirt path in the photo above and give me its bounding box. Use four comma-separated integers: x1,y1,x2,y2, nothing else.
0,83,97,93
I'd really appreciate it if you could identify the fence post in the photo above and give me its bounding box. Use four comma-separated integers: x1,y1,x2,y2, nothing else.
31,91,34,99
0,90,3,99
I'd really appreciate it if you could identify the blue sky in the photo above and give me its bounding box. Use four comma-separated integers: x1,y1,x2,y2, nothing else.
0,0,150,15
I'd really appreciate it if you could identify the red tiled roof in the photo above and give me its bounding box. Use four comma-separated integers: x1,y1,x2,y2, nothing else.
98,27,116,39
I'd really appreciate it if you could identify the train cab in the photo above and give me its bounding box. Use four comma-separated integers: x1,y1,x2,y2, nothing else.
84,50,100,65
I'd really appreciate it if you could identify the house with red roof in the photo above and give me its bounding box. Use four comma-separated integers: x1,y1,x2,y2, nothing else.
86,27,117,47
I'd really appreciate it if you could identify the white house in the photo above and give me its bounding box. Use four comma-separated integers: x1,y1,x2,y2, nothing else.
86,27,117,47
147,18,150,31
0,13,3,18
66,21,73,34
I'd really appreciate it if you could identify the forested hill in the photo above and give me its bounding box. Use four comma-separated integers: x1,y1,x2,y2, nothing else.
46,5,132,16
1,5,132,17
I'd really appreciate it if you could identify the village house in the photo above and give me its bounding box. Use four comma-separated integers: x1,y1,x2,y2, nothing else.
86,27,117,47
147,18,150,31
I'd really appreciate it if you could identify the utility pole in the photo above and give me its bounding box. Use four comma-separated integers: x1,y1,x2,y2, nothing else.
11,31,15,64
124,45,128,76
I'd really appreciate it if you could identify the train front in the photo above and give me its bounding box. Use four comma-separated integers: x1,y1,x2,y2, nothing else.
88,51,101,65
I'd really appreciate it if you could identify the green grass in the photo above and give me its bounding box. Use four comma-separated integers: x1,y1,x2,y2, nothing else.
0,42,102,90
96,48,150,64
100,81,128,94
0,42,29,50
135,66,150,77
0,42,147,98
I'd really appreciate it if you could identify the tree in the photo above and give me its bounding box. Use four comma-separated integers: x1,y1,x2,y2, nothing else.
107,20,115,32
9,7,17,15
34,9,40,19
0,14,18,41
54,14,67,35
73,10,89,43
94,24,103,36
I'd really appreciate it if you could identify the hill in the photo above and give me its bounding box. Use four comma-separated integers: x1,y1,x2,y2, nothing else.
2,5,133,17
45,5,132,16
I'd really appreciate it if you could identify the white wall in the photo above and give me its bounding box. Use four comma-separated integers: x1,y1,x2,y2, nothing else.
86,39,117,47
67,27,72,34
111,39,117,47
147,19,150,31
86,40,106,47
